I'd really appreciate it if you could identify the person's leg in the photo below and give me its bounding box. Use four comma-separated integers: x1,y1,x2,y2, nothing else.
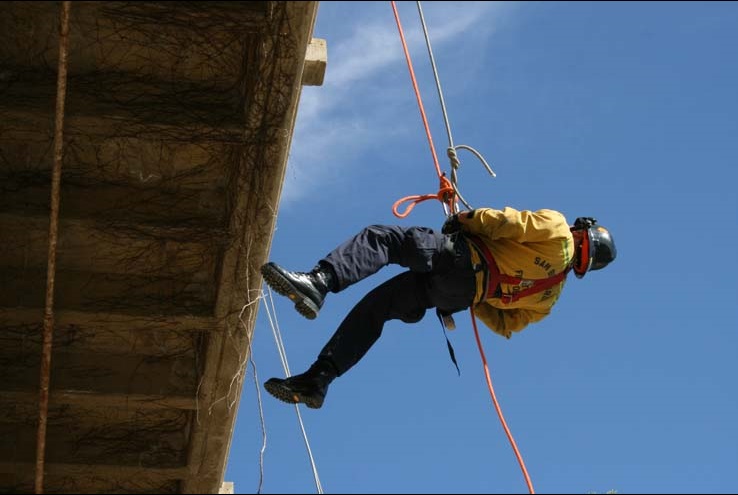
318,270,432,374
264,270,432,408
263,229,476,409
322,225,443,290
320,234,476,372
261,225,444,319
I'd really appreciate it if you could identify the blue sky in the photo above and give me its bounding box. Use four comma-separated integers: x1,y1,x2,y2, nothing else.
226,2,738,493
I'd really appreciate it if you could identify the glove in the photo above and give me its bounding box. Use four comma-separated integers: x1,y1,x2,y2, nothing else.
441,209,476,235
441,213,461,234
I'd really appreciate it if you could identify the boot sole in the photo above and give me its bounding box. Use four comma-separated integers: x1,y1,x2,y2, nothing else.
260,263,319,320
264,378,323,409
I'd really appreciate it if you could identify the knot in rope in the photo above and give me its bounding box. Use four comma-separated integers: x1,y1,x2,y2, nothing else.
392,173,456,219
446,147,460,171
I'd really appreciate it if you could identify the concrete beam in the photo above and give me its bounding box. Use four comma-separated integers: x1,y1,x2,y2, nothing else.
0,1,268,83
0,418,189,467
1,108,249,144
1,307,216,357
1,348,198,397
0,461,192,481
0,131,235,189
0,183,227,232
0,266,214,316
0,74,247,131
0,214,221,278
0,308,218,333
303,38,327,86
0,390,197,411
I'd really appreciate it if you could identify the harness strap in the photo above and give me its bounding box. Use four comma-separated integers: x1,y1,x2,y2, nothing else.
436,309,460,376
465,234,571,304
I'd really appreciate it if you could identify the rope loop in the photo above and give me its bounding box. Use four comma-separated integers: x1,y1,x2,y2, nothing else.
392,174,456,219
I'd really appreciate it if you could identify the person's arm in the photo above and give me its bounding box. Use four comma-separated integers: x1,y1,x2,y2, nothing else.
473,302,549,338
458,207,568,242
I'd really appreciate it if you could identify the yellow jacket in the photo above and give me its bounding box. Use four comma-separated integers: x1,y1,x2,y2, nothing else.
459,207,574,338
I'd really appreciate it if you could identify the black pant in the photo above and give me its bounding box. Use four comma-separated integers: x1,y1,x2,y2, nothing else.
317,225,476,375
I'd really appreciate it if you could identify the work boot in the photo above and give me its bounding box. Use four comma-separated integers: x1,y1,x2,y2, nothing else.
260,262,335,320
264,359,338,409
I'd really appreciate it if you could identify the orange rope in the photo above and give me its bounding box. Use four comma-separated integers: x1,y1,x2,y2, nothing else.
391,3,535,493
470,308,536,494
390,1,455,217
392,174,454,218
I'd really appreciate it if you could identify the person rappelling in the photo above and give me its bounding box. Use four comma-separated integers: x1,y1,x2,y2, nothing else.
260,208,616,409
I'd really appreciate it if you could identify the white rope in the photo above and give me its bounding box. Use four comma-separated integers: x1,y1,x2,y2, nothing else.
416,0,454,150
264,287,291,375
292,404,325,494
415,0,497,210
262,287,325,494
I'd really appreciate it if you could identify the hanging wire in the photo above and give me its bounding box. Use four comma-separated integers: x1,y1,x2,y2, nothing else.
249,355,268,494
238,301,269,494
415,1,496,211
262,288,324,494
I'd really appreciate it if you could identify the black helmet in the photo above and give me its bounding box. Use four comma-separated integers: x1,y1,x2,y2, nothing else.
571,217,617,278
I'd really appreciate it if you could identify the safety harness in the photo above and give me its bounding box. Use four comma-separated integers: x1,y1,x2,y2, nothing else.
465,234,572,303
436,234,573,377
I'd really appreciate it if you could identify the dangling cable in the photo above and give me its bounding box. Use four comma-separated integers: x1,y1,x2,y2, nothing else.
263,288,324,494
249,354,267,494
236,301,269,494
